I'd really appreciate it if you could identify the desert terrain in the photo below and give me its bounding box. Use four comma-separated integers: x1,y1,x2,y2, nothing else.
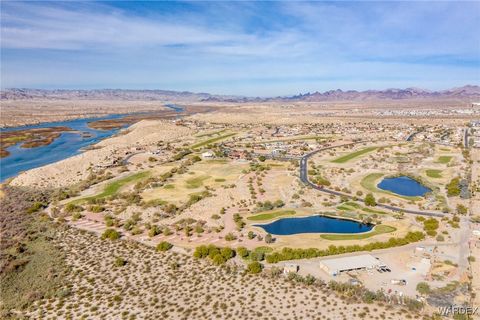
1,93,479,320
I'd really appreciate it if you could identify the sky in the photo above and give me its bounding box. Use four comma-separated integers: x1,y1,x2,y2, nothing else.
1,1,479,96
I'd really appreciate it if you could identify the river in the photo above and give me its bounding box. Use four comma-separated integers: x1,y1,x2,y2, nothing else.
0,105,184,182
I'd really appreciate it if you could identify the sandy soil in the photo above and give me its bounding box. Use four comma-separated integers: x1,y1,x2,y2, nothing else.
10,120,193,188
22,226,419,320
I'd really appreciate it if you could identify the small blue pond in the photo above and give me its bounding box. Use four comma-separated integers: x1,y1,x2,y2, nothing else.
377,176,431,197
255,215,373,235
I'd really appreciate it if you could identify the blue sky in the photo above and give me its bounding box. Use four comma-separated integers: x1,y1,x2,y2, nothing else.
1,1,479,96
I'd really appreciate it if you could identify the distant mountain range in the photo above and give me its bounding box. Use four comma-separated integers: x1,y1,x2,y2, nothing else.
2,85,479,102
281,85,480,102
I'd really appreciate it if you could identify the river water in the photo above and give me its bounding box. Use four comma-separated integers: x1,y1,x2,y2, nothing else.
0,105,184,182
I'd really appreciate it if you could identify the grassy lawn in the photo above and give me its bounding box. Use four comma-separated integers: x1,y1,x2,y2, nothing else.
360,173,384,191
247,210,296,221
73,171,149,203
320,225,396,240
191,133,236,149
436,156,452,164
195,129,227,138
185,175,210,189
332,147,378,163
426,169,442,178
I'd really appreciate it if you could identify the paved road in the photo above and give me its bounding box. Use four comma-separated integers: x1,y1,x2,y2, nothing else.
299,142,445,218
121,151,143,165
464,127,470,148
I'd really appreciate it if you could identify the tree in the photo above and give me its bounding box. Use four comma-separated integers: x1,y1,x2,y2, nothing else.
265,233,273,244
249,251,264,261
258,155,266,162
156,241,173,252
247,231,256,239
364,193,376,207
247,261,263,274
416,282,430,295
236,246,249,258
194,245,209,259
212,254,226,266
220,247,235,259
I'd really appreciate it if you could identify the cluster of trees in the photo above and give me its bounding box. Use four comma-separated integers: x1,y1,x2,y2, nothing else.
236,246,267,261
193,245,235,265
255,200,284,212
233,213,245,230
328,281,423,311
418,217,439,236
265,231,425,263
446,177,461,197
173,149,192,161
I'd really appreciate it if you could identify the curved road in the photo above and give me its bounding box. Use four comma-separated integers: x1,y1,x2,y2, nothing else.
299,142,445,217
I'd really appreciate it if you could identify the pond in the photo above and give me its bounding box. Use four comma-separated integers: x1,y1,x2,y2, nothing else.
255,215,373,236
377,176,431,197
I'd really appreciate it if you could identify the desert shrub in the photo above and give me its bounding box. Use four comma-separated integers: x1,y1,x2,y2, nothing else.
102,229,120,240
416,282,430,295
156,241,173,252
225,233,237,241
247,261,263,274
89,205,104,213
265,233,273,244
64,203,82,213
456,204,467,215
72,212,83,221
148,225,161,237
27,202,46,213
114,257,127,267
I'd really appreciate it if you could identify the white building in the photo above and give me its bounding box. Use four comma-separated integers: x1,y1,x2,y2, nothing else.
201,151,214,159
319,254,382,276
283,263,299,274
